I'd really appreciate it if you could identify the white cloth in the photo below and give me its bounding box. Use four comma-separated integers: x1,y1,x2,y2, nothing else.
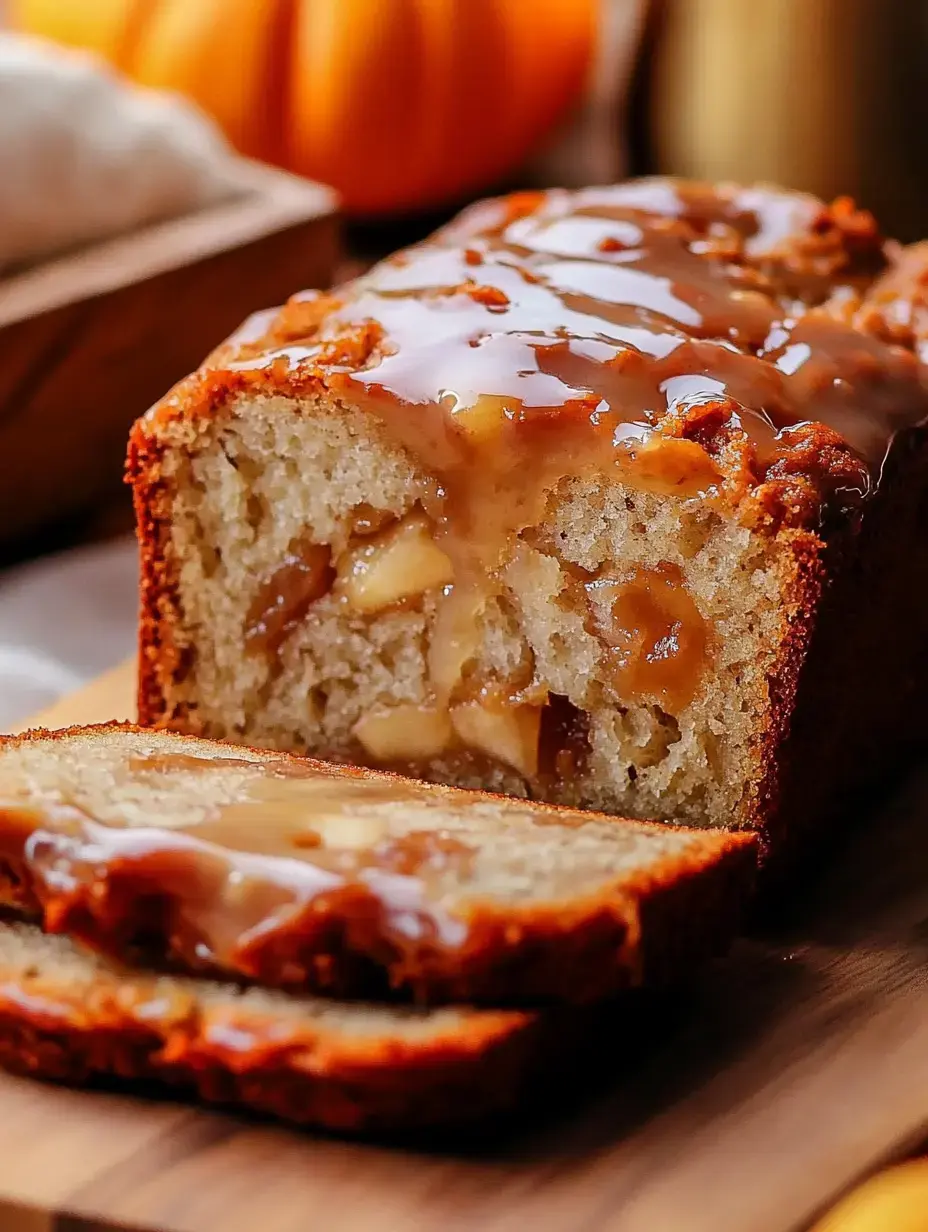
0,33,241,270
0,537,137,727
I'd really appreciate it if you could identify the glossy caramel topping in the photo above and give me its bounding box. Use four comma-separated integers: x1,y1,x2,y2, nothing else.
587,564,709,711
241,178,927,532
852,241,928,364
374,830,476,877
349,502,396,537
209,181,928,758
537,694,592,782
0,749,707,995
244,538,334,659
0,760,494,977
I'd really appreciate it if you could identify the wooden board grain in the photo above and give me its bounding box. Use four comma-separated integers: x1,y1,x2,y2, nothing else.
4,662,928,1232
16,660,137,733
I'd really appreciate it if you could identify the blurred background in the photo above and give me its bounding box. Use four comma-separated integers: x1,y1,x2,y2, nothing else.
9,0,928,234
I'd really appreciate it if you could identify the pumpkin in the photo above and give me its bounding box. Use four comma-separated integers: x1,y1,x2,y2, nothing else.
811,1161,928,1232
10,0,597,215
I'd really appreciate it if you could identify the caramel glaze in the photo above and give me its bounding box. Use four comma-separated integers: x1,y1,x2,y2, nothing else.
241,180,928,532
0,753,683,1001
537,694,592,783
245,539,334,661
214,179,928,754
0,758,474,989
587,564,709,712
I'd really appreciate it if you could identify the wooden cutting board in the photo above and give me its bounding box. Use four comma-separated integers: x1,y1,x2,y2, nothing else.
5,661,928,1232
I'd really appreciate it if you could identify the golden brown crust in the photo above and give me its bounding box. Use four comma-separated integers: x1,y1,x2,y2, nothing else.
852,241,928,359
759,426,928,877
129,177,928,535
0,922,545,1133
0,725,755,1004
739,529,827,859
125,178,928,858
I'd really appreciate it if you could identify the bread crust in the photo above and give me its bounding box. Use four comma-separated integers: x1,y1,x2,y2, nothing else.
129,180,912,535
126,395,830,860
0,725,755,1004
0,922,546,1133
126,179,928,858
760,427,928,875
742,529,826,860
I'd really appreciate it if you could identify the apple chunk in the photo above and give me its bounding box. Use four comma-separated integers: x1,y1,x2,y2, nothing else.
339,514,453,613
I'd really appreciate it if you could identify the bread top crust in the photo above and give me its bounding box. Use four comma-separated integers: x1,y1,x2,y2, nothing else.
136,178,928,535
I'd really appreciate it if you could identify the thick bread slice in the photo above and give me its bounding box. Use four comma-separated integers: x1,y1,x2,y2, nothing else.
128,179,928,866
0,724,755,1004
0,920,546,1132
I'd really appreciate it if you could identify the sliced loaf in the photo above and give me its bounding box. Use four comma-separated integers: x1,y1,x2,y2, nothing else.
128,178,928,862
0,920,547,1132
0,724,754,1003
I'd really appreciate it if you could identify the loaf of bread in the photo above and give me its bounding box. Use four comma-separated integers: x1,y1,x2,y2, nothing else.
128,179,928,859
0,724,753,1003
0,920,555,1132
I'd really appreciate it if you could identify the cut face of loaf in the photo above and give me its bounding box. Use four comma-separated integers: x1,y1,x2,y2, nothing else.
0,920,550,1133
0,725,754,1003
129,179,928,857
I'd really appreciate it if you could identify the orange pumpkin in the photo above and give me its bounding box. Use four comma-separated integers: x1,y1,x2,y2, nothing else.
810,1161,928,1232
10,0,597,215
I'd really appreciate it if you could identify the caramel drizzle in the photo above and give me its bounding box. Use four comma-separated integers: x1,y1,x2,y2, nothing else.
251,178,927,522
0,759,502,980
227,181,928,750
0,752,659,992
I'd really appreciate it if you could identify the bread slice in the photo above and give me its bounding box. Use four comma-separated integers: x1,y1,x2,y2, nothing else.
0,724,753,1004
0,920,554,1132
127,179,928,859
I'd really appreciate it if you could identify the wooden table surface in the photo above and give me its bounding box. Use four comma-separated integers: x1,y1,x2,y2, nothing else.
5,661,928,1232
